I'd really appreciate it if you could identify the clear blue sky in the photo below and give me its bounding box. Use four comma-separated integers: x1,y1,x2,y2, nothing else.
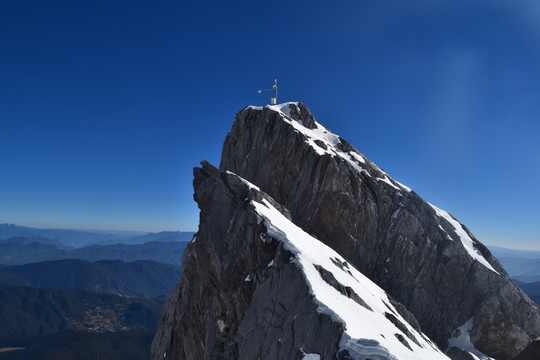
1,0,539,249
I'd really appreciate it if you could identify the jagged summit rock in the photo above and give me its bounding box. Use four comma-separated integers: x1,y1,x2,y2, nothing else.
152,161,450,360
153,102,540,360
219,102,540,359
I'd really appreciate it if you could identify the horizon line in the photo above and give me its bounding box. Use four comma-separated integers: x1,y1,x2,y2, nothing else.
0,222,198,234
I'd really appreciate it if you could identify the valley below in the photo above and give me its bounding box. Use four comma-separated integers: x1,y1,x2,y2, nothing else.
0,225,192,360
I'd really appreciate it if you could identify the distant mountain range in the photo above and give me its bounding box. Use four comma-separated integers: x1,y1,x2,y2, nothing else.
0,223,195,248
501,258,540,283
0,237,189,266
489,246,540,310
0,259,181,298
489,246,540,283
489,246,540,259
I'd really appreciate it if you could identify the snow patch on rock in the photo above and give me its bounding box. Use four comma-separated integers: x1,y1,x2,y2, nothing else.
448,318,495,360
430,204,499,274
251,197,449,360
264,103,413,195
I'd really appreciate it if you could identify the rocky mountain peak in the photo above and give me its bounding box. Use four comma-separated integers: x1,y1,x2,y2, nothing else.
219,102,540,359
153,102,540,360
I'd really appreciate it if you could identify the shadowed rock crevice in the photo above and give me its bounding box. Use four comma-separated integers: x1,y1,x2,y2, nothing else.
384,312,420,347
314,264,372,311
288,102,316,129
394,333,413,351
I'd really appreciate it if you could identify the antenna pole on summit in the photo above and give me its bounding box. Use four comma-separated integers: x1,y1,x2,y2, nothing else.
272,78,277,104
257,79,278,105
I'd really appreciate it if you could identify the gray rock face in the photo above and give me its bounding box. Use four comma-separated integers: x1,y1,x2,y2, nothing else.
219,102,540,359
151,162,344,360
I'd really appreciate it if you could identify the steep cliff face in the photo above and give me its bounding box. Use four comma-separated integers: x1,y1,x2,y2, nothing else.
219,102,540,359
152,162,450,360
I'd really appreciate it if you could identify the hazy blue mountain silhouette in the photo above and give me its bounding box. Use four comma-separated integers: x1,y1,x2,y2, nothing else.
490,246,540,283
0,259,181,298
0,224,194,248
0,238,189,266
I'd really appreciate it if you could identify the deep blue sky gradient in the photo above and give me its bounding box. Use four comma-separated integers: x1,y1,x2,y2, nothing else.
1,0,539,249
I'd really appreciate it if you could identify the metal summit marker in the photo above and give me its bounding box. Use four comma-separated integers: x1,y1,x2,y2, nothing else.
257,79,278,105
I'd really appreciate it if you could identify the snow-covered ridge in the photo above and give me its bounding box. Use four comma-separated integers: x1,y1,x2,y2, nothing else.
250,195,450,360
263,103,411,194
226,170,260,191
253,103,498,276
430,204,499,274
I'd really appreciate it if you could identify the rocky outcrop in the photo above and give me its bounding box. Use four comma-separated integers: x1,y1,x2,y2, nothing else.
152,162,342,359
152,162,450,360
219,102,540,359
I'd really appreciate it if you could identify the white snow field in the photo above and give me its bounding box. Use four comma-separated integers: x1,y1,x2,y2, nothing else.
430,203,498,274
